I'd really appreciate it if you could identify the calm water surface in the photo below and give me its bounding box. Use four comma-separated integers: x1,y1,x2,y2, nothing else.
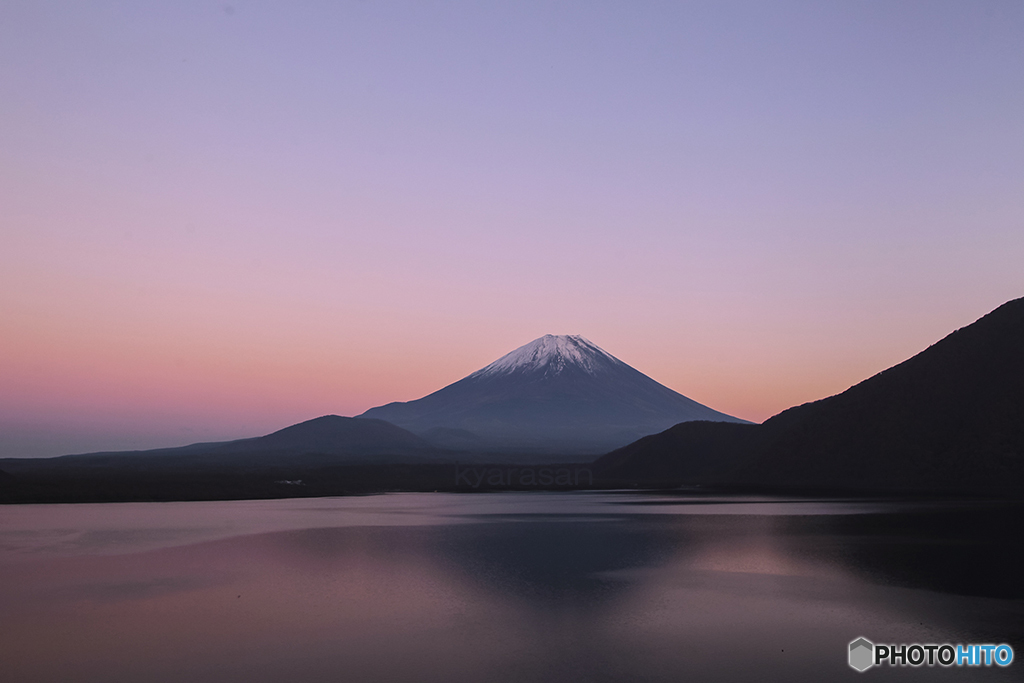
1,492,1021,682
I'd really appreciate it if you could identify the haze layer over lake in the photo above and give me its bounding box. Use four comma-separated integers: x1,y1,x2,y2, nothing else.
1,493,1020,682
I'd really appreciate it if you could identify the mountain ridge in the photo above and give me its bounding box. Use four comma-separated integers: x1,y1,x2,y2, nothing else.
596,297,1024,494
43,415,441,463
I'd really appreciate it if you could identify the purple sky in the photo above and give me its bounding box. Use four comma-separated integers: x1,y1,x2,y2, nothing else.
1,1,1022,456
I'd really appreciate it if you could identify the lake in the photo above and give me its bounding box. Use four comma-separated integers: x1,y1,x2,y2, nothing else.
1,492,1021,682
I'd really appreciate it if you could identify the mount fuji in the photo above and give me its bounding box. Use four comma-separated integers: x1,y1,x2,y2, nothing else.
359,335,749,455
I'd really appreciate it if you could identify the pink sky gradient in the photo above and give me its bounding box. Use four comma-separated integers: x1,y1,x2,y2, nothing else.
2,2,1022,456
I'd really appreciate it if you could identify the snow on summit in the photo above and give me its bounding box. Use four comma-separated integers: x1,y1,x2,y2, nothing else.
471,334,620,377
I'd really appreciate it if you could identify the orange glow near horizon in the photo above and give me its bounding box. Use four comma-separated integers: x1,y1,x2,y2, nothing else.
2,3,1022,456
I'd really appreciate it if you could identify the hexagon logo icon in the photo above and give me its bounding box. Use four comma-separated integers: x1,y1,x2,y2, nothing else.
849,637,874,672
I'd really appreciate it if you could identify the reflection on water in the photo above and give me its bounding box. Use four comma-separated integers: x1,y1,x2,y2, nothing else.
0,493,1021,682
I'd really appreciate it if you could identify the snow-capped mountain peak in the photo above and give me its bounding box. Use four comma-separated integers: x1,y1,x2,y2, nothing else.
469,334,619,378
360,332,749,453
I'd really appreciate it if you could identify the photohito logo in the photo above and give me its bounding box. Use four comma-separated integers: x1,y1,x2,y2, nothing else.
849,638,874,672
848,637,1014,672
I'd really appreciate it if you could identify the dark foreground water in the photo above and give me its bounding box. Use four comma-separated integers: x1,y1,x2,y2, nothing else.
1,493,1021,682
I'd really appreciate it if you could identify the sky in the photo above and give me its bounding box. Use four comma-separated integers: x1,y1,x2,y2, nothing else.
1,1,1022,457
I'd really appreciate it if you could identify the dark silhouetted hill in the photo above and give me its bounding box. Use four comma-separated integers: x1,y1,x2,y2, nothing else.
20,416,443,468
207,415,435,458
0,416,458,503
597,297,1024,495
596,421,761,485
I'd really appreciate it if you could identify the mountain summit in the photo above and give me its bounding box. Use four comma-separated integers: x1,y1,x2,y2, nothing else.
359,334,748,455
470,335,619,378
